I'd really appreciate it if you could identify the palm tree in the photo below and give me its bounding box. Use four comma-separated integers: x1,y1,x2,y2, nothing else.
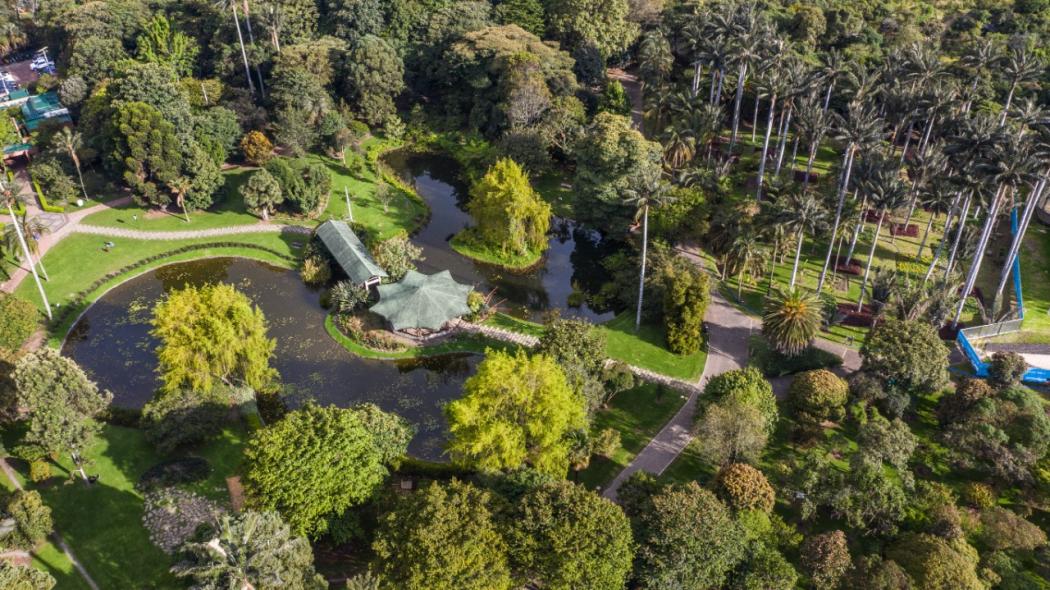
638,29,674,89
754,62,789,200
626,174,673,331
168,176,195,223
855,156,910,311
914,173,956,259
257,0,284,53
998,45,1042,126
992,168,1048,314
727,5,765,151
762,288,822,356
816,106,881,291
57,127,88,199
724,227,767,299
817,49,849,112
794,95,831,193
772,191,827,289
959,38,1001,114
214,0,256,97
1,185,51,320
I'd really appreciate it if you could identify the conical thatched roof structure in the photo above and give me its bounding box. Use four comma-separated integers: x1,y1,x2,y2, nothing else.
370,270,472,331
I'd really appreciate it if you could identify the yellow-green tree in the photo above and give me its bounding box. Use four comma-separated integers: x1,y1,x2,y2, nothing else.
467,158,551,258
445,349,585,476
151,283,277,395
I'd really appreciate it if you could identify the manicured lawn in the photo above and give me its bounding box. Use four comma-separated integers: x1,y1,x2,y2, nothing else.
80,185,260,232
1017,220,1050,334
3,423,249,589
574,383,688,490
450,231,544,270
12,232,302,344
482,312,546,339
600,312,707,381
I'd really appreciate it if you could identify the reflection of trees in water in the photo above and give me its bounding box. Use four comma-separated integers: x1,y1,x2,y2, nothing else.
154,257,233,291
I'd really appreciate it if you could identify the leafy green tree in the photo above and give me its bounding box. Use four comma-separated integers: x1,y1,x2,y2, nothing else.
856,412,917,474
171,511,326,589
714,463,775,513
140,386,239,454
240,169,284,221
107,62,192,128
762,288,822,357
800,531,851,590
244,404,409,537
493,0,545,35
509,481,633,589
67,35,129,83
633,482,747,590
2,490,53,550
110,101,182,207
977,507,1047,552
702,367,777,433
151,283,277,395
372,479,512,590
350,402,415,464
598,79,631,115
732,543,798,590
344,35,405,126
546,0,638,58
136,15,198,77
789,369,848,433
695,399,769,465
192,107,242,165
0,561,55,590
446,349,586,476
13,349,111,482
466,158,551,258
846,555,912,590
326,0,384,42
372,235,422,282
661,259,709,354
573,113,663,234
887,534,984,590
182,145,223,212
861,318,949,395
241,131,275,165
537,317,607,412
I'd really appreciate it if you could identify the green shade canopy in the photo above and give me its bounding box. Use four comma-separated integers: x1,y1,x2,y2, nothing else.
370,270,473,331
315,220,388,286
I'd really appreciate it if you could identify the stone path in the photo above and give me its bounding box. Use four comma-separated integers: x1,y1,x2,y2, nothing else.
0,457,99,590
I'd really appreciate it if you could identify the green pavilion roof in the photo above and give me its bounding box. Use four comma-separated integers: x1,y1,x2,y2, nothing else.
370,270,472,331
315,220,387,285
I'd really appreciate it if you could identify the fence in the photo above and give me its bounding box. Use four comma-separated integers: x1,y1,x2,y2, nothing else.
955,208,1049,384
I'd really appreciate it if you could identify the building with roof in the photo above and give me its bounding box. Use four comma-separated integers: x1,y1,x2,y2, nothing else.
370,270,472,332
315,220,388,287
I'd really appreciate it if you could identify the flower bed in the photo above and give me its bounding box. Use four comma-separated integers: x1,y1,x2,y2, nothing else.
837,303,876,327
889,223,918,237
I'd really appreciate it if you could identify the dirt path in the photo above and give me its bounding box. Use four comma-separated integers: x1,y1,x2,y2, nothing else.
607,68,645,131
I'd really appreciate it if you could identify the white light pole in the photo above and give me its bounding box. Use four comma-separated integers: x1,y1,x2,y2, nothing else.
3,192,52,319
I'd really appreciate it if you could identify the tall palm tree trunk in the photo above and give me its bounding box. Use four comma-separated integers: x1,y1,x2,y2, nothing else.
774,106,793,175
999,81,1018,126
767,235,779,293
729,62,748,150
916,212,937,259
788,136,800,177
5,202,51,320
844,195,867,263
943,191,973,279
635,205,649,331
857,209,887,311
992,174,1047,312
751,92,759,142
240,1,266,98
715,68,725,104
230,4,256,97
802,140,820,193
816,146,855,291
789,230,805,288
755,93,778,200
952,186,1006,327
691,62,702,97
823,78,834,112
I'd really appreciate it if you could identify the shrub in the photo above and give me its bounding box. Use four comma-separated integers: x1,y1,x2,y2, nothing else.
466,291,487,321
861,318,949,395
329,281,370,314
3,490,53,550
137,457,212,491
240,130,274,165
800,530,851,590
936,378,993,426
28,460,51,483
888,534,984,590
988,351,1027,388
0,293,38,351
661,260,709,354
748,336,842,377
300,255,332,285
592,428,621,458
141,387,232,454
373,235,422,282
960,482,996,509
789,369,849,432
714,463,775,513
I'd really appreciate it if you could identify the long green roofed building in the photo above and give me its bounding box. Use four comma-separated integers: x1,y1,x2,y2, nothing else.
370,270,472,332
315,220,388,287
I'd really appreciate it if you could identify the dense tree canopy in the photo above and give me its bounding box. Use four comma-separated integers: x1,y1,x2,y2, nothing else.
464,158,551,257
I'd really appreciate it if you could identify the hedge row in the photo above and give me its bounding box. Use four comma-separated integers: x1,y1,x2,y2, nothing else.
32,179,64,213
51,241,299,330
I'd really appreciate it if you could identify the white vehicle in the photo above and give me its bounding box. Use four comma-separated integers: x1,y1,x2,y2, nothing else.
0,71,15,83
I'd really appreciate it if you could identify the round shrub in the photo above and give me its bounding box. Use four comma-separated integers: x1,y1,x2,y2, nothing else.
703,367,778,433
800,530,851,590
28,460,51,483
300,255,332,285
3,490,53,550
861,318,949,395
240,130,274,165
789,369,848,431
137,457,212,492
888,534,984,590
960,482,996,509
936,379,993,426
978,507,1047,552
988,352,1027,388
0,293,39,352
714,463,775,513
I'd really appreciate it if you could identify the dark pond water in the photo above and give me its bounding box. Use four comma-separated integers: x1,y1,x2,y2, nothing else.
384,151,615,322
62,258,475,460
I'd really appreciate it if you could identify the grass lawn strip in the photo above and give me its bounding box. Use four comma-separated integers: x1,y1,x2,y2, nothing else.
324,313,518,359
449,231,544,271
574,383,688,490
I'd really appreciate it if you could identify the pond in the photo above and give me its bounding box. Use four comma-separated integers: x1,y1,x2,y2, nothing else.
62,257,475,460
383,151,616,323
